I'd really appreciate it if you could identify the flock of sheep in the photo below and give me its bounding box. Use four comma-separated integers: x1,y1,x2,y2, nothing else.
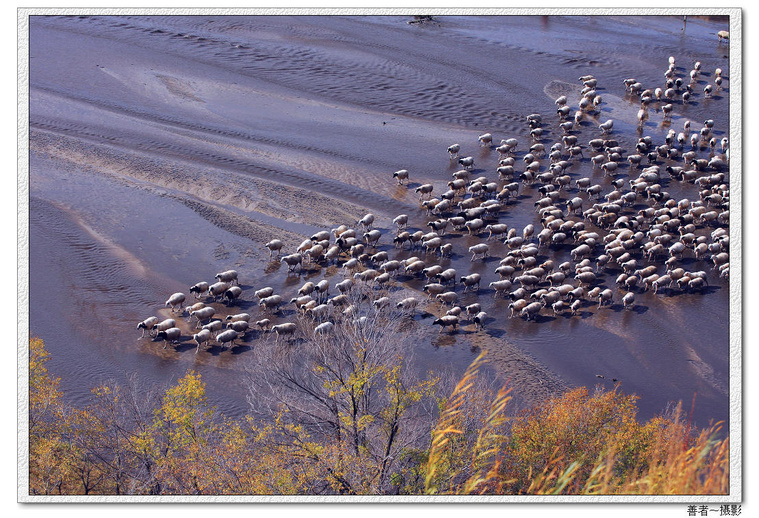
137,52,729,353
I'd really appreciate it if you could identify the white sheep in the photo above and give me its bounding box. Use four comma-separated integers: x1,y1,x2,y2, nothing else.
165,292,186,313
215,270,238,285
469,243,489,261
153,318,176,335
215,329,239,350
259,295,283,312
226,313,251,323
270,323,298,344
363,229,382,248
358,213,375,230
202,319,224,336
265,239,284,258
224,286,243,305
415,184,434,201
155,327,182,349
478,133,493,146
137,316,159,338
520,302,543,321
458,156,475,170
281,253,302,272
393,169,410,185
436,291,458,306
433,315,459,333
208,281,231,301
396,297,419,313
190,307,216,328
193,329,214,354
313,321,335,336
227,320,250,334
189,282,210,299
256,319,272,331
447,144,461,159
461,273,482,291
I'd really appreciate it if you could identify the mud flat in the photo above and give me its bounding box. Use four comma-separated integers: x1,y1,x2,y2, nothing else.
28,14,732,428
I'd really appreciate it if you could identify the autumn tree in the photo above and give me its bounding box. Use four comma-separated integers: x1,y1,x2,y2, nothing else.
28,336,79,495
245,291,439,495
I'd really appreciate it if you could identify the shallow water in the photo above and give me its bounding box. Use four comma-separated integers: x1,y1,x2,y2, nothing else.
28,14,732,430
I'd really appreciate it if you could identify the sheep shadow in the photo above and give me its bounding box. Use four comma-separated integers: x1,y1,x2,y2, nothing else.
629,304,648,315
167,340,198,354
229,344,253,355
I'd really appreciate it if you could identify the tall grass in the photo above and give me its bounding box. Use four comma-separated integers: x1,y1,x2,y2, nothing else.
425,353,729,495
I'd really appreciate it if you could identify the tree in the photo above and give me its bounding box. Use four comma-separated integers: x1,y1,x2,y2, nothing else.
245,291,439,494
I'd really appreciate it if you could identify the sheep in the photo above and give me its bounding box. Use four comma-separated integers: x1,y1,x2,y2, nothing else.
215,270,239,285
313,321,335,336
575,271,597,286
226,313,251,323
306,303,331,321
165,292,186,313
571,244,593,260
193,329,215,354
357,213,375,231
291,295,314,311
183,301,205,314
433,315,459,333
415,184,434,201
153,318,177,335
458,156,475,170
717,30,729,43
154,327,182,349
281,253,303,273
601,161,618,177
599,120,614,134
314,280,330,301
469,244,489,262
305,243,325,263
597,289,613,308
227,320,250,334
363,229,382,248
214,329,239,350
423,283,446,299
396,297,419,313
190,307,216,328
270,323,298,344
436,291,459,306
224,286,243,305
465,219,485,236
448,144,461,159
508,298,528,318
423,265,444,282
436,268,457,285
489,280,512,298
540,290,562,307
137,316,159,338
485,223,508,240
478,133,493,146
259,294,283,313
393,169,410,185
201,319,224,336
461,273,482,292
265,239,284,258
189,282,210,299
252,319,270,332
521,302,543,321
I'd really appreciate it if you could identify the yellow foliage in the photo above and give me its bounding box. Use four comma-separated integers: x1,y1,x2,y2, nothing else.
26,338,730,496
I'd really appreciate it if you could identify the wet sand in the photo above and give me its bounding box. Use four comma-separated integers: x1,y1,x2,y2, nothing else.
28,14,731,428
